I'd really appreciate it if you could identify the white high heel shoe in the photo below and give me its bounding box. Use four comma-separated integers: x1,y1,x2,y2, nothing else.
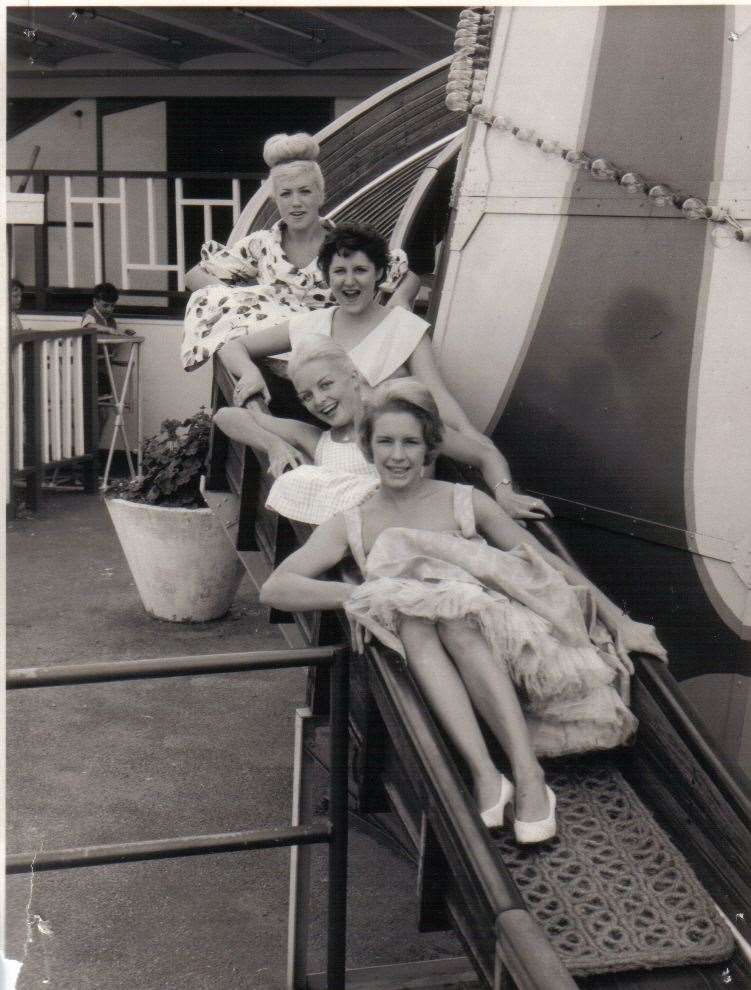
513,785,557,845
479,775,515,830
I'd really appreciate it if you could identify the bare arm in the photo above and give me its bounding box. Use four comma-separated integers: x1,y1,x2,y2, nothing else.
217,323,293,405
213,406,320,477
440,428,551,520
260,514,353,611
185,264,216,292
384,270,421,310
233,321,292,360
245,407,321,458
472,489,668,662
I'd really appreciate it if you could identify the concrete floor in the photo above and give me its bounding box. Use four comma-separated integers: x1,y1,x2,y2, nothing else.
5,490,462,989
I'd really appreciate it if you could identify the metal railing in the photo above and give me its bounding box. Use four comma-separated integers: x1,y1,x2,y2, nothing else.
6,645,350,988
7,168,264,310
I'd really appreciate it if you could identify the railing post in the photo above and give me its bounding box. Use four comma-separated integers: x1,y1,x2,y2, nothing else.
32,173,49,312
28,339,45,512
81,331,100,493
327,646,350,988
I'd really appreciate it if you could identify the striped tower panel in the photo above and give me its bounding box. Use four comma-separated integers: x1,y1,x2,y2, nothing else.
432,6,751,755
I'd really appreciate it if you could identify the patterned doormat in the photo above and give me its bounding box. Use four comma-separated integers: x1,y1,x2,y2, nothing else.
494,760,735,976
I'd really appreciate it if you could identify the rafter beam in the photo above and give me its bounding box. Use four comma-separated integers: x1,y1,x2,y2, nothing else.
306,10,427,63
405,10,457,36
7,14,178,68
128,9,304,67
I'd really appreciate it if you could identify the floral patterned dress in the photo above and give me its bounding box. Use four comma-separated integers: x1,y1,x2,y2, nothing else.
181,220,409,372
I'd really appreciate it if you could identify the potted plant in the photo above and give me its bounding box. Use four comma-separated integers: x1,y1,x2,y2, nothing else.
106,410,243,622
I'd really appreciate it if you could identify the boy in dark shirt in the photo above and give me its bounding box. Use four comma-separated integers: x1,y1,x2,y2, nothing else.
81,282,134,431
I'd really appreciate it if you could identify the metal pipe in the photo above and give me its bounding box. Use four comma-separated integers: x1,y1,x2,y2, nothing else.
7,646,339,690
7,824,331,875
326,647,350,986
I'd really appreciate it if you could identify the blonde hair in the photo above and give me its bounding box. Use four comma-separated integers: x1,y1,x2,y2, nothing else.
358,378,443,465
263,132,324,197
287,333,357,386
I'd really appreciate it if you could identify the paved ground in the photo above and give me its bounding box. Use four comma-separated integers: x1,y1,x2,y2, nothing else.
5,490,462,989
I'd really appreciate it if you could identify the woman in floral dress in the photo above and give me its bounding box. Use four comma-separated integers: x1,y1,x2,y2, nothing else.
181,132,419,383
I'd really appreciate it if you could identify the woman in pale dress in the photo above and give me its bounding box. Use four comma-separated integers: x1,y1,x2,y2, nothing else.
260,379,667,843
181,133,419,374
213,223,550,521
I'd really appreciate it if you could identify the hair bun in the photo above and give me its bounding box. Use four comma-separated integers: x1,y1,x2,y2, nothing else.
263,132,320,169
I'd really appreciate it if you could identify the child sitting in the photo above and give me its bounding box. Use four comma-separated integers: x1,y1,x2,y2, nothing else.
81,282,133,335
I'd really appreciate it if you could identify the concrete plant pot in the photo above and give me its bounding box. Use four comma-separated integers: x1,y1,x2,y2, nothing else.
106,497,243,622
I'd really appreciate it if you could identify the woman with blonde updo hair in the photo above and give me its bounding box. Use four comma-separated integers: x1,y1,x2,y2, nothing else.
181,131,419,375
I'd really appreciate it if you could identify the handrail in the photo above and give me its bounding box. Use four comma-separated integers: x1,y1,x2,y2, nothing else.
495,911,577,988
7,646,338,689
636,654,751,826
370,647,520,915
6,642,350,989
11,326,96,345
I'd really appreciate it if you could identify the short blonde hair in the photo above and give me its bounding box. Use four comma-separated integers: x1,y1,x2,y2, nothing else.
287,333,357,386
358,378,443,465
263,132,324,197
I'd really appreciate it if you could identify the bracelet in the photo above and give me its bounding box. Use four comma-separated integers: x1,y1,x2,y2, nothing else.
493,479,512,490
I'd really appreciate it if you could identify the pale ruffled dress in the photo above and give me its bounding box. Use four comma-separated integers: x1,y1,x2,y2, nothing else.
181,219,409,372
262,305,431,524
266,431,379,525
343,484,638,758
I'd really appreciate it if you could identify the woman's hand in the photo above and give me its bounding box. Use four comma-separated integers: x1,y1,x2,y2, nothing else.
267,439,306,479
614,617,668,666
347,613,372,655
494,487,552,521
232,371,266,408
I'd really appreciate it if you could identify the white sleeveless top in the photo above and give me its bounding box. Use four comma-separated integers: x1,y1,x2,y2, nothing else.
265,432,379,525
313,431,372,474
286,306,430,386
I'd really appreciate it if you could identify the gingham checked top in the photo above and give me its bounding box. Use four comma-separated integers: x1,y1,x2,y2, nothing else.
264,431,379,525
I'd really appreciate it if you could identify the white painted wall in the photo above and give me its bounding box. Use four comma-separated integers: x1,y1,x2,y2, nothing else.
16,316,212,451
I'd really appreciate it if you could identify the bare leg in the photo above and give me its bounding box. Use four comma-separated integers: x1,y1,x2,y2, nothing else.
400,617,505,811
437,617,549,823
217,337,260,381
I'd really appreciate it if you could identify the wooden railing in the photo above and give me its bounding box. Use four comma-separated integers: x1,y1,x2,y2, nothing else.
9,327,99,511
6,169,263,312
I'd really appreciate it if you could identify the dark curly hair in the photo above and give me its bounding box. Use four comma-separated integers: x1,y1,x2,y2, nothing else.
93,281,119,303
318,222,388,282
358,378,443,466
